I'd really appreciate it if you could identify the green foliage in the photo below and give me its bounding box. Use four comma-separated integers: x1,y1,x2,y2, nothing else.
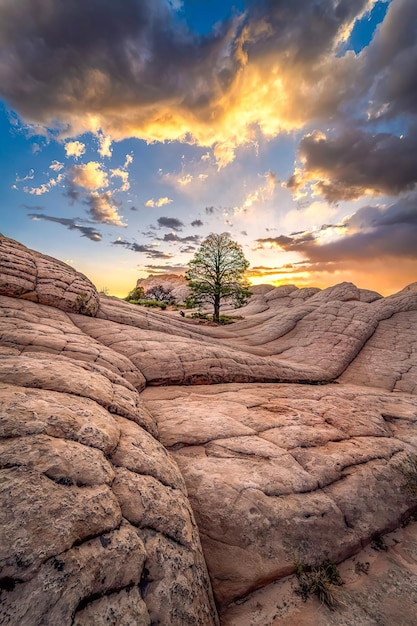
125,285,145,302
186,232,252,323
218,314,243,324
190,312,210,320
129,299,167,310
184,295,197,309
295,560,343,610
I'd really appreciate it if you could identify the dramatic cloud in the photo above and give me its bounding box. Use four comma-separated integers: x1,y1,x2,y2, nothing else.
0,0,388,167
28,213,102,241
85,191,126,226
65,141,86,159
157,216,184,230
255,194,417,262
361,0,417,123
288,127,417,202
145,197,173,208
191,219,203,227
112,238,173,258
69,161,109,191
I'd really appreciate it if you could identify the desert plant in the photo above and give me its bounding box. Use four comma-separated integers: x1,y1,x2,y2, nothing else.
190,312,209,320
295,560,343,610
125,286,145,302
131,299,167,310
144,285,175,304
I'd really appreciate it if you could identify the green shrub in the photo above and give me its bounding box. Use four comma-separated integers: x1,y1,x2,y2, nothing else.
130,299,167,310
125,286,145,302
190,312,209,320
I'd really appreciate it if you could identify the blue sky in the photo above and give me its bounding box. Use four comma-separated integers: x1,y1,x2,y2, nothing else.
1,0,416,297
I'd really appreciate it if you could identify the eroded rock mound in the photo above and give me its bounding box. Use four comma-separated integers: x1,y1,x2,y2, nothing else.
0,239,218,625
0,234,99,315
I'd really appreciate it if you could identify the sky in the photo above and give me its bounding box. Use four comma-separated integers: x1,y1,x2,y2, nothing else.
0,0,416,298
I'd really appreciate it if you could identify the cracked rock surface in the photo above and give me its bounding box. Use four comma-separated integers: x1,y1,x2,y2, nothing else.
0,236,218,626
142,382,417,611
1,235,417,625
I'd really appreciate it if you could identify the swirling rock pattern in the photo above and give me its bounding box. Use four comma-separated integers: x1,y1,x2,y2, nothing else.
1,235,417,625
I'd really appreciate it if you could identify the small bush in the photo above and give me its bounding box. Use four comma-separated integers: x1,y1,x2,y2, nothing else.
190,312,209,320
218,314,243,324
295,560,343,610
131,299,167,310
125,286,145,302
144,285,175,304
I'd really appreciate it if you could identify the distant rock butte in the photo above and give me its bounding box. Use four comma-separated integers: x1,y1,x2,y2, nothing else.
136,272,190,302
0,234,416,626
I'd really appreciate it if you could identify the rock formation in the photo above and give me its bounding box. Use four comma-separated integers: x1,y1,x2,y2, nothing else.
1,233,416,625
136,273,190,303
0,235,218,626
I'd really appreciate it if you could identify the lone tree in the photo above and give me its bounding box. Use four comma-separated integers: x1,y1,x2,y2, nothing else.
186,232,251,323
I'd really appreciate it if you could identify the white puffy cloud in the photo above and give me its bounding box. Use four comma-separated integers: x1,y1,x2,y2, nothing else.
65,141,86,159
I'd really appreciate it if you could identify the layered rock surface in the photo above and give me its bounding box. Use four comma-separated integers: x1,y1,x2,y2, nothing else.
142,382,417,612
1,235,417,625
0,237,218,626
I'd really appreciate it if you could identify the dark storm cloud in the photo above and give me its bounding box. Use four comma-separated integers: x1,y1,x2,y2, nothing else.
0,0,244,133
363,0,417,122
161,233,200,243
254,235,295,249
157,217,184,230
112,239,173,258
28,214,102,241
288,127,417,202
255,194,417,262
248,0,370,63
1,0,416,198
191,219,203,227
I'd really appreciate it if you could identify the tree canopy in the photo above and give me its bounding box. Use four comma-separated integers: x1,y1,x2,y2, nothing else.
185,233,251,323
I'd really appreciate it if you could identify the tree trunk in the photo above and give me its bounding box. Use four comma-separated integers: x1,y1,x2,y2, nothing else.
213,293,220,324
